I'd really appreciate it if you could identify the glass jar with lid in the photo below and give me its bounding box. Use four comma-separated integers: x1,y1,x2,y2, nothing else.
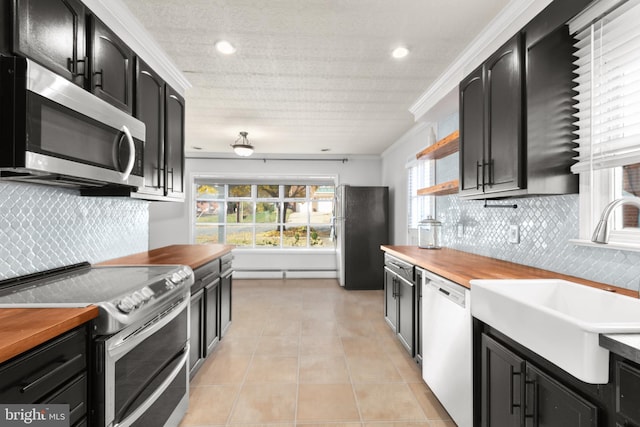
418,216,442,249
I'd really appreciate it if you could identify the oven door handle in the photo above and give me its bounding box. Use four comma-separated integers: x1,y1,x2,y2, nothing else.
108,297,188,360
113,347,188,427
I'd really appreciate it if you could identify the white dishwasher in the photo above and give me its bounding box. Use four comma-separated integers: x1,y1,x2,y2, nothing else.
421,268,472,427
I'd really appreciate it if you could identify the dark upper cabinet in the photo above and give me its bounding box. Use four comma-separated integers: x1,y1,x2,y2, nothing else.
459,34,524,199
165,85,185,200
89,16,133,114
460,66,486,195
135,58,165,197
13,0,87,86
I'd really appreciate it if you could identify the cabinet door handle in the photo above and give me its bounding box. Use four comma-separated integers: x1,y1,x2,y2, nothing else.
524,379,537,425
20,354,84,394
476,161,482,190
509,368,521,414
94,69,104,89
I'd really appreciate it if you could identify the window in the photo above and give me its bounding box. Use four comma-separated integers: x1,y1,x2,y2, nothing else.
194,181,335,249
407,157,434,230
570,0,640,246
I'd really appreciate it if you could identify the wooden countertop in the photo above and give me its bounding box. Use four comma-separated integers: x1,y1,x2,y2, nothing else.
381,245,638,298
98,244,234,270
0,306,98,364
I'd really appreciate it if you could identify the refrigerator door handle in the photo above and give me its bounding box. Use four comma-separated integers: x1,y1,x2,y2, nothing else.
330,216,336,241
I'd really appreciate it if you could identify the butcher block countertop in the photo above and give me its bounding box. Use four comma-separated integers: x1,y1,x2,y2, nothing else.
381,245,638,298
98,244,234,270
0,306,98,364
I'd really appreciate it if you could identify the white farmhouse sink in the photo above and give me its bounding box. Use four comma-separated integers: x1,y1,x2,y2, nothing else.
470,279,640,384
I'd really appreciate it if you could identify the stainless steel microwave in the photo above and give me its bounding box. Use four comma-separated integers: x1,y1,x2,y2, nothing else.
0,56,145,188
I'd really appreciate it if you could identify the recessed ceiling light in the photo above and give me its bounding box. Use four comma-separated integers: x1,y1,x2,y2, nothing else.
215,40,236,55
392,46,409,59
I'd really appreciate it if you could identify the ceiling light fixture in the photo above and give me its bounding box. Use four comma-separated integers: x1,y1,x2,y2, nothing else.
392,46,410,59
215,40,236,55
231,131,254,157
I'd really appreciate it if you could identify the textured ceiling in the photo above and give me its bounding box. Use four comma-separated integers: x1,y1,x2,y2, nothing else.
122,0,510,156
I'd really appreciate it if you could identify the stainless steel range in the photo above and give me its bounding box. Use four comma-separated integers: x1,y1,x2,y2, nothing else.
0,262,194,427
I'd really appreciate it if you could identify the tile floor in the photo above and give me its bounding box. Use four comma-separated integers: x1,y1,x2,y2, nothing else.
179,278,457,427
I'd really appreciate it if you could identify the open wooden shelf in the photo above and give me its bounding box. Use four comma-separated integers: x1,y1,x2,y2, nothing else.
417,179,459,196
416,130,459,160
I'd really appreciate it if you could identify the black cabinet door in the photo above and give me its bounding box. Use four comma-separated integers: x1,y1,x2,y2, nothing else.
396,275,415,356
189,290,204,377
165,86,185,199
481,333,525,427
135,58,165,196
525,364,598,427
614,360,640,426
384,269,398,333
459,65,485,196
415,269,423,365
220,272,232,338
204,279,220,355
484,34,524,195
14,0,86,86
90,16,133,113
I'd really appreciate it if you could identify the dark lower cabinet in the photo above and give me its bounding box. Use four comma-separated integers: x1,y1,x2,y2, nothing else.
189,289,205,376
414,268,424,366
13,0,87,86
220,270,232,338
0,325,89,427
479,332,600,427
205,278,220,354
616,360,640,427
383,254,415,356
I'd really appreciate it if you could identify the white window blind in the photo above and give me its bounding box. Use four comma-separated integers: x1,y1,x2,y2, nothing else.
570,0,640,173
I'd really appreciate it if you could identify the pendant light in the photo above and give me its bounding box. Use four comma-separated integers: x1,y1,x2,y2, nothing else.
231,131,254,157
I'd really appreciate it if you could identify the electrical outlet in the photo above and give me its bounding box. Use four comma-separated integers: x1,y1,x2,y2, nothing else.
508,224,520,244
457,223,464,238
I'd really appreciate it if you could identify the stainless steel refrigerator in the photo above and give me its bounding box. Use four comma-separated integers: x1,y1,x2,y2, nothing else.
333,185,389,290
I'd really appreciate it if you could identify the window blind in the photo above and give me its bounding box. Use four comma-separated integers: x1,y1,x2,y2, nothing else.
570,0,640,173
407,158,433,228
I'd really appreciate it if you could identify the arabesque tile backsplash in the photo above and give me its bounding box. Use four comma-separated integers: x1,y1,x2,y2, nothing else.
436,193,640,291
0,182,148,280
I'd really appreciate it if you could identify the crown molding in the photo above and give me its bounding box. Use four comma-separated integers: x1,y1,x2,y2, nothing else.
83,0,191,95
409,0,552,122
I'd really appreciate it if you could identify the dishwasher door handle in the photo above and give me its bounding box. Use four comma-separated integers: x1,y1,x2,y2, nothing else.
438,287,450,296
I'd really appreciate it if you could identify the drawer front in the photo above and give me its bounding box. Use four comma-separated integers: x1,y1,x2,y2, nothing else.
192,259,221,293
383,254,413,282
0,327,87,403
221,253,233,274
45,374,87,426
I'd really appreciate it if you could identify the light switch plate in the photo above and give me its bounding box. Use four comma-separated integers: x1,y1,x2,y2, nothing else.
508,224,520,244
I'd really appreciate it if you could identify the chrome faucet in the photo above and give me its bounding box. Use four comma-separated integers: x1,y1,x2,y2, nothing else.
592,197,640,243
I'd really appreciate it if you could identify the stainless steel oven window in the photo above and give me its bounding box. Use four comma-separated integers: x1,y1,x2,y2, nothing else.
100,297,189,427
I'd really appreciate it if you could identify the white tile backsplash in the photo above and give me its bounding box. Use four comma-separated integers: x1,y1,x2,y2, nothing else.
0,182,149,280
437,193,640,291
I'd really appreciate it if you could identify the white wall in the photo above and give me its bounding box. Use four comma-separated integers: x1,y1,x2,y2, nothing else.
148,155,383,277
381,123,437,245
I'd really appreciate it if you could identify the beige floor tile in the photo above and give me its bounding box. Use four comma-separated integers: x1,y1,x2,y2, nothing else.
216,335,259,356
191,354,252,385
255,335,300,356
230,383,297,423
262,319,302,336
245,355,299,383
179,384,240,425
225,319,265,337
301,319,339,336
299,354,350,383
354,383,427,421
346,354,403,383
300,335,345,356
408,383,452,420
297,384,360,422
362,423,431,427
428,421,458,427
298,424,362,427
342,337,384,358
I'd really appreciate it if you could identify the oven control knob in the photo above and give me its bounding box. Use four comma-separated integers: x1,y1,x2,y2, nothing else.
170,272,182,284
117,297,135,314
141,287,154,300
131,292,144,306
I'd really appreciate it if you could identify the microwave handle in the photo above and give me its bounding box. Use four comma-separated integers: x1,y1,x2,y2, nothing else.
120,125,136,181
